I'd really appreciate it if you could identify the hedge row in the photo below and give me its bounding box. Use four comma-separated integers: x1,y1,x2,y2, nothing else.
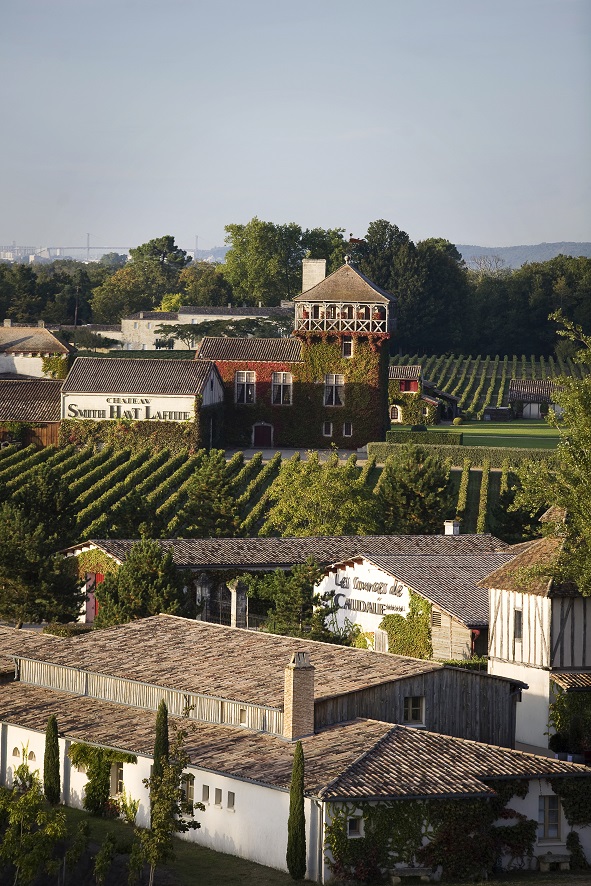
385,429,463,445
367,442,554,468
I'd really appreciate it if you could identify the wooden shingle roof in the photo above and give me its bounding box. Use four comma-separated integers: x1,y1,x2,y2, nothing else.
2,683,588,800
551,672,591,691
0,378,62,421
195,337,303,363
508,378,561,403
62,358,217,395
389,365,422,380
0,326,70,355
293,263,395,305
63,533,511,571
478,535,578,597
11,615,441,706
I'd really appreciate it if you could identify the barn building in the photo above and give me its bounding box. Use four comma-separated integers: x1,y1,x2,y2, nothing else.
508,378,563,419
0,321,70,378
1,616,590,880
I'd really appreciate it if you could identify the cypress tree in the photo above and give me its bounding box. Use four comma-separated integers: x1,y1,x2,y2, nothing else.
286,740,306,880
153,700,169,782
43,714,61,805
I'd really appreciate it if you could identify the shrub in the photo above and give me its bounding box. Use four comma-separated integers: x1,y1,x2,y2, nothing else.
453,416,463,426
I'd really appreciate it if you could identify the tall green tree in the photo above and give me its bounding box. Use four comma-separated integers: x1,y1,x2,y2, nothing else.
376,445,453,535
90,262,171,322
43,715,61,805
153,701,169,783
94,539,186,627
262,453,380,537
240,559,323,637
286,740,306,880
129,235,191,275
223,218,306,304
181,450,240,538
514,314,591,594
177,261,233,306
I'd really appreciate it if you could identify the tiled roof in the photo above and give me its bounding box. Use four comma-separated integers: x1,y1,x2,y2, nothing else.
64,533,511,571
62,357,217,395
0,327,70,355
508,378,561,403
293,263,395,304
195,337,302,363
179,306,292,317
551,672,591,691
348,554,517,627
11,614,440,706
479,535,578,596
2,683,588,799
389,365,422,380
0,379,62,421
124,311,179,321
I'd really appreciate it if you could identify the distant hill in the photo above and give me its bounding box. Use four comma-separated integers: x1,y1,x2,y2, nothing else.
457,242,591,269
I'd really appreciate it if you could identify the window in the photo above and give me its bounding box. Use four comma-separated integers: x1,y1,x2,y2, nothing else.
514,609,523,641
147,322,151,330
181,774,195,806
324,374,344,406
239,708,247,725
390,405,399,421
272,372,292,405
227,791,235,810
342,336,353,358
12,747,20,758
403,696,425,726
235,371,255,404
28,751,36,762
343,421,353,437
202,784,210,804
431,610,442,628
422,406,429,416
133,321,138,329
538,795,560,840
112,762,124,795
322,421,333,438
347,817,362,837
215,788,222,806
76,764,86,774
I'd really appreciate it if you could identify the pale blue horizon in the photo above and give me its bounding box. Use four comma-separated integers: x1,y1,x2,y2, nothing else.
1,0,589,252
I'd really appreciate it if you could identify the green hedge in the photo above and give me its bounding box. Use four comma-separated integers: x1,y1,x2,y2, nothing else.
385,429,463,445
367,442,554,468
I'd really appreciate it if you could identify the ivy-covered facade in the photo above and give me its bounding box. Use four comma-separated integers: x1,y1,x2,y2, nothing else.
196,260,393,449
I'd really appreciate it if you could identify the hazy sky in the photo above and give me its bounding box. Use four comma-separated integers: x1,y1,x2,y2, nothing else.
1,0,589,251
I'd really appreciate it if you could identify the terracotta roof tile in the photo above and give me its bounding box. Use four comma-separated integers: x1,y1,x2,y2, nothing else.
551,672,591,691
195,337,302,362
62,357,217,395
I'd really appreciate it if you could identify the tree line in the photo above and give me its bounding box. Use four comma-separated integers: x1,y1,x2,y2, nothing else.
1,224,589,357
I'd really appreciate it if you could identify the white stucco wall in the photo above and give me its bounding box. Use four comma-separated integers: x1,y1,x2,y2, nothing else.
488,659,551,750
0,354,47,377
315,560,410,646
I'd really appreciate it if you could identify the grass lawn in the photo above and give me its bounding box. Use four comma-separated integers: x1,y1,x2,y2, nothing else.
394,421,560,450
63,807,300,885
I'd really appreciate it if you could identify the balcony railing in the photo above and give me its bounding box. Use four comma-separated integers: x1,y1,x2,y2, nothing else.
295,302,389,334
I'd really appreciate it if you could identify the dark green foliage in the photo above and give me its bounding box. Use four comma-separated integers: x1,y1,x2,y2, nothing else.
548,688,591,756
380,591,432,659
43,715,60,805
181,450,240,537
286,741,306,880
566,830,590,869
68,743,136,816
386,429,462,444
376,445,453,535
94,539,186,627
241,559,323,637
489,473,544,544
153,701,169,783
368,441,553,468
93,831,116,886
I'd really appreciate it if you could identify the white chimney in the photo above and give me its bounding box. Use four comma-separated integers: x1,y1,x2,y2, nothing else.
444,520,461,536
302,259,326,293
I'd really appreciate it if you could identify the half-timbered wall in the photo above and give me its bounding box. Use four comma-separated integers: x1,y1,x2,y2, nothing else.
488,588,552,668
314,669,517,748
550,596,591,669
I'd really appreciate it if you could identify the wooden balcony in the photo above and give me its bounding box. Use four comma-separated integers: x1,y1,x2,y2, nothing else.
295,302,389,334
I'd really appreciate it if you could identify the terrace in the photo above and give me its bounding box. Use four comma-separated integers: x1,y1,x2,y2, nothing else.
294,301,390,334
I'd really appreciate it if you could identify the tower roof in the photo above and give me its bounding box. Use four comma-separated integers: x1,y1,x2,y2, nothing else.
293,262,395,305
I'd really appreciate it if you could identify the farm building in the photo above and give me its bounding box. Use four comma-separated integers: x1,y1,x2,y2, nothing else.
0,321,70,378
195,258,394,449
63,531,512,630
483,534,591,755
388,364,459,423
0,377,62,446
508,378,563,419
1,615,590,880
315,548,518,659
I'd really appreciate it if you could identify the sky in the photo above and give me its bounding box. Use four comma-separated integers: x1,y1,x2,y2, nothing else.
1,0,590,252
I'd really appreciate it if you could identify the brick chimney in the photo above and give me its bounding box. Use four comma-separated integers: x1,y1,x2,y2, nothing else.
444,519,461,536
302,259,326,293
283,652,315,741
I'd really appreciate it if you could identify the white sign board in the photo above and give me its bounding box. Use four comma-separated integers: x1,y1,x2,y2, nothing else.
62,393,196,422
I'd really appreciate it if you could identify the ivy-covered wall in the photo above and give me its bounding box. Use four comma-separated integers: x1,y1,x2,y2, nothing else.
42,354,71,379
380,591,433,659
59,413,202,452
215,332,390,449
388,379,438,425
